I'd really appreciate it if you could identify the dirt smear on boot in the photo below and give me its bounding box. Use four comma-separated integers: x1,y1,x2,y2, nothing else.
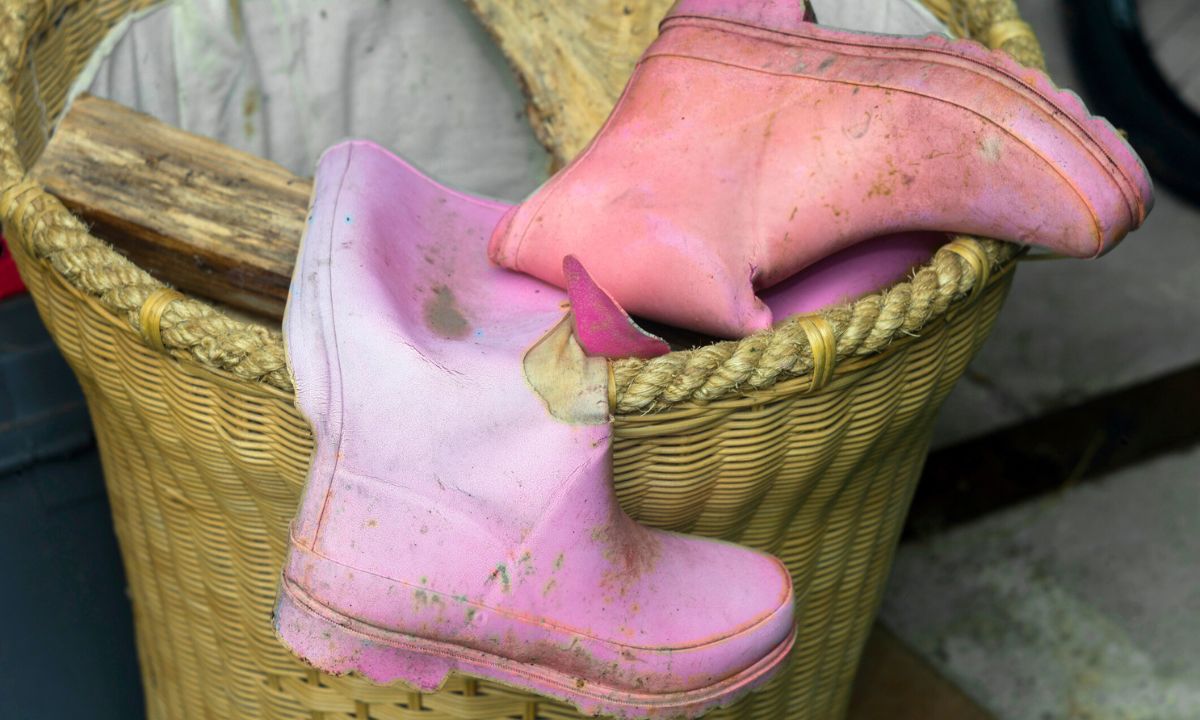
592,505,661,595
424,285,470,339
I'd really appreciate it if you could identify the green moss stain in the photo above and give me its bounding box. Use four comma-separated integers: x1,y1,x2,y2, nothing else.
489,563,511,593
424,285,470,339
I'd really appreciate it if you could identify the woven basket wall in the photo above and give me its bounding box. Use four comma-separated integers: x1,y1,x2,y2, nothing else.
0,0,1045,718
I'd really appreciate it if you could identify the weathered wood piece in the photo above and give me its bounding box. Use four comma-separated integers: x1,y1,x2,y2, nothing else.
465,0,675,166
32,94,310,319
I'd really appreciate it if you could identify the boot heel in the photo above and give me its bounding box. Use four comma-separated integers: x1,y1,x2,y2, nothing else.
273,580,454,691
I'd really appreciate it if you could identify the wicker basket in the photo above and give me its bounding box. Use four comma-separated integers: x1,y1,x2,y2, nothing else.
0,1,1045,718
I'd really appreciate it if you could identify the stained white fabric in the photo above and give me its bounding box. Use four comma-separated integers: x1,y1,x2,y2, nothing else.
66,0,946,202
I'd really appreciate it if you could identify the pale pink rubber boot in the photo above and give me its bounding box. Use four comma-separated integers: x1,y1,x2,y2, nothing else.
274,141,795,719
488,0,1154,338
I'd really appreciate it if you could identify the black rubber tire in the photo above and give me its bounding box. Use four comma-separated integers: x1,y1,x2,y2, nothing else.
1066,0,1200,206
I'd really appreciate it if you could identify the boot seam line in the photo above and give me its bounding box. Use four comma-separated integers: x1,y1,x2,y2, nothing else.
311,144,356,546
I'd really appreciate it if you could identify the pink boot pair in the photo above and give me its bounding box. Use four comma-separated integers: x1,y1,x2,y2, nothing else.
275,2,1152,718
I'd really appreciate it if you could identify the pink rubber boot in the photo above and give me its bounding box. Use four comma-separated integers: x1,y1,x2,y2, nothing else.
274,141,795,719
488,0,1154,338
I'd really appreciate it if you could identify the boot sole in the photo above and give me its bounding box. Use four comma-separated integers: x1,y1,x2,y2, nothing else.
274,576,796,719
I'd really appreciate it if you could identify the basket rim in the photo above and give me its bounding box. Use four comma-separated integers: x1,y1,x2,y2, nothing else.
0,0,1042,414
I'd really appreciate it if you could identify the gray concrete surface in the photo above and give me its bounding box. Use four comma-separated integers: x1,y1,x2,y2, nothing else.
931,0,1200,446
881,445,1200,719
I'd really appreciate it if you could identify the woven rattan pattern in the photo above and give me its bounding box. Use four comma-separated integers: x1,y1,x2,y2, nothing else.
0,1,1040,718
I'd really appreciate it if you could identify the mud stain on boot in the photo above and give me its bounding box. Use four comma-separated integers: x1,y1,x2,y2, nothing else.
424,285,470,339
523,637,620,686
522,315,609,425
843,110,873,139
517,635,693,694
979,134,1003,163
592,505,662,596
487,563,511,593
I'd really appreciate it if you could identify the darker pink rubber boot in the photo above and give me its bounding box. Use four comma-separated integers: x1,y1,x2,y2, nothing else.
489,0,1154,337
274,141,795,719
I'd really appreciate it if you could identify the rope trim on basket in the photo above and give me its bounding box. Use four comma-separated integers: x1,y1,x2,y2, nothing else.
0,177,43,245
0,0,1045,413
608,237,1018,412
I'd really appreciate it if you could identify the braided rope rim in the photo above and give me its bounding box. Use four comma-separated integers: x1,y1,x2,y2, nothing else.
0,0,1042,414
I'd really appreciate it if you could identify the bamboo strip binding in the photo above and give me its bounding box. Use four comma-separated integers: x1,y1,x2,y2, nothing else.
138,288,185,352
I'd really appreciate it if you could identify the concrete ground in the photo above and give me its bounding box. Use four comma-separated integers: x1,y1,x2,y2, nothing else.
881,446,1200,719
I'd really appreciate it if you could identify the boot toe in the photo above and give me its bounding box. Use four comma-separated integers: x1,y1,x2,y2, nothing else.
564,531,796,696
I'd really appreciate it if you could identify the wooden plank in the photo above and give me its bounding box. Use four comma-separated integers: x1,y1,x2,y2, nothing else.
31,94,310,319
848,624,993,720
